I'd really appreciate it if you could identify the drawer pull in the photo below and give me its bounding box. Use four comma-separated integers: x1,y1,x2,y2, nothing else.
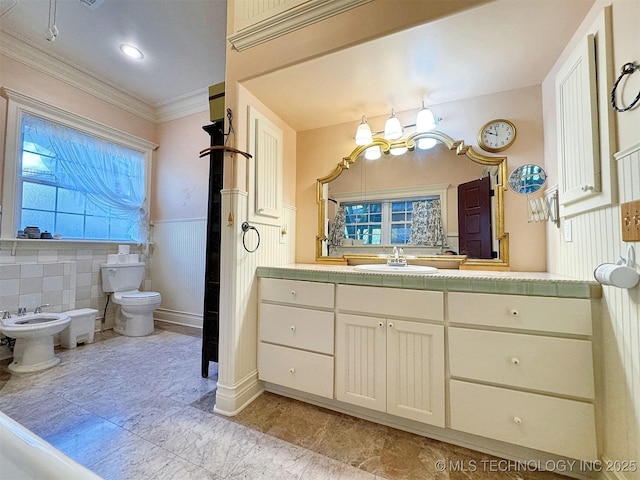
388,322,394,328
289,368,295,374
290,290,296,296
510,309,519,317
290,326,296,332
378,322,384,327
513,416,522,425
510,357,520,366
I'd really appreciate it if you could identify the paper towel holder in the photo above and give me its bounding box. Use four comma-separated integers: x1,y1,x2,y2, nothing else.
594,245,639,289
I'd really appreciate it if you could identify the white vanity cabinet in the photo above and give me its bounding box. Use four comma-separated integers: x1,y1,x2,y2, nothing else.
258,278,335,398
447,292,598,461
335,285,445,427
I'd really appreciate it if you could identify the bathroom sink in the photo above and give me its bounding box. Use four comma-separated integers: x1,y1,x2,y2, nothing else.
354,264,438,274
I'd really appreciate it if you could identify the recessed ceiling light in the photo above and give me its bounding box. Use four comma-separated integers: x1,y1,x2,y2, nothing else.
119,44,144,60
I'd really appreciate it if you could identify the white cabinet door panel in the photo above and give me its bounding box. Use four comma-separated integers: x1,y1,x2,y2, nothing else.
335,313,386,412
387,320,445,427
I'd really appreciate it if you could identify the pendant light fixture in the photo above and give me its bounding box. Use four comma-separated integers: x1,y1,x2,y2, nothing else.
415,101,437,150
354,103,440,158
384,109,407,156
355,116,382,160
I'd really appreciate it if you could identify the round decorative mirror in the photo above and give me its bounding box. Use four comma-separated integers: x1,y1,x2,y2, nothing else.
508,164,547,195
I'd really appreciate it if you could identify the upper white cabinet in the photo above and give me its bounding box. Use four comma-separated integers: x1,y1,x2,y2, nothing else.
247,106,283,225
555,6,616,217
556,33,600,206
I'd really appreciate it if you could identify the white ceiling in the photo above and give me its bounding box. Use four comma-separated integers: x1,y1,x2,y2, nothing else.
243,0,595,131
0,0,227,107
0,0,594,128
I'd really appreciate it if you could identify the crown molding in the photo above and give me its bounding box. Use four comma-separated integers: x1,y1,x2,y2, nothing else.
155,88,210,124
0,29,209,124
0,29,158,122
228,0,372,52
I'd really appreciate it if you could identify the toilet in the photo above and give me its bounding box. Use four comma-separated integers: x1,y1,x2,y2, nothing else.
100,262,161,337
0,313,70,373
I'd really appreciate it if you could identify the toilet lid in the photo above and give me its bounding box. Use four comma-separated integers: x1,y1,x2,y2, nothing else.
121,291,160,299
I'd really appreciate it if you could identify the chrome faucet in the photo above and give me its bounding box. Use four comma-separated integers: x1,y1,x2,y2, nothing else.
34,304,50,314
17,307,27,316
387,246,407,267
1,310,10,320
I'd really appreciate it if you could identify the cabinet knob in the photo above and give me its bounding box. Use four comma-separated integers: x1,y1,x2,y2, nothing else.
510,309,519,317
290,326,296,332
378,322,384,327
388,322,394,328
511,357,520,366
291,290,296,296
513,416,522,425
289,368,295,374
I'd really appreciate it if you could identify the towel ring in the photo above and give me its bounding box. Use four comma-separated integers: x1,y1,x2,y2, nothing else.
241,222,260,253
611,62,640,112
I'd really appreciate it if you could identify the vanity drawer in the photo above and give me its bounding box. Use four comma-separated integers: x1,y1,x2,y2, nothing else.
448,292,592,335
261,278,335,309
450,380,597,461
259,303,334,354
337,285,443,321
449,328,594,398
258,343,334,398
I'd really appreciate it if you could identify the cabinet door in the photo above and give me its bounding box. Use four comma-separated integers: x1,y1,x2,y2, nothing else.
387,320,445,427
335,314,386,412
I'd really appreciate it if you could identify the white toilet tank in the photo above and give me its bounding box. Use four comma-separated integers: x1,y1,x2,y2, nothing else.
100,263,146,293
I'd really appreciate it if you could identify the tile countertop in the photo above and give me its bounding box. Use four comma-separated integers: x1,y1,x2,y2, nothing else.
256,264,602,299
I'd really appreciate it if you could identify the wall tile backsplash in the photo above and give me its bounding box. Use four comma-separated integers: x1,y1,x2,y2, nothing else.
0,242,147,320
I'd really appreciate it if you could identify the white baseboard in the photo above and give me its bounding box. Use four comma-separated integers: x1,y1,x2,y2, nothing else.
154,308,203,328
214,371,263,417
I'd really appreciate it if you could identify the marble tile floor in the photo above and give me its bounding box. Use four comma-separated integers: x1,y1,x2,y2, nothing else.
0,323,567,480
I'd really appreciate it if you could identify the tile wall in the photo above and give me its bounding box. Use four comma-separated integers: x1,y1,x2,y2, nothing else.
0,241,146,359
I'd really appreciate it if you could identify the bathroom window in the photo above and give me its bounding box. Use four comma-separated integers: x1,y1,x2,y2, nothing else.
1,89,156,243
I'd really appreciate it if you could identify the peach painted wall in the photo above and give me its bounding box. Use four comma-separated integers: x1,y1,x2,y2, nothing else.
152,110,212,221
296,86,547,272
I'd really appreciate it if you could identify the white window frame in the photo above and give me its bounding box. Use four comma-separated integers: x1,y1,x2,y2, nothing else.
0,88,157,242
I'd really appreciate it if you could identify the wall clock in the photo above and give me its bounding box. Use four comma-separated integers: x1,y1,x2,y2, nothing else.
478,119,517,153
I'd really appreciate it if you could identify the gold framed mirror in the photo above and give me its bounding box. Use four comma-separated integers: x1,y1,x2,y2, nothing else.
315,130,509,270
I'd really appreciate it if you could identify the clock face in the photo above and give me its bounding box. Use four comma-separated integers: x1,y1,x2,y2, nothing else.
479,120,516,152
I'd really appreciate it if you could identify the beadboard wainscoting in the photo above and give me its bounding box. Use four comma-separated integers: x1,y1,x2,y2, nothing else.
548,142,640,477
150,218,207,328
215,189,296,416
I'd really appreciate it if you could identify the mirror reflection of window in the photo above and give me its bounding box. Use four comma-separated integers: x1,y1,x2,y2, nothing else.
339,196,440,246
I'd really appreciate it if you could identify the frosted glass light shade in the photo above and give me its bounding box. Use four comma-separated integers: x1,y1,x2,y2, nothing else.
416,107,436,133
355,117,373,145
384,111,403,140
390,146,408,156
365,146,381,160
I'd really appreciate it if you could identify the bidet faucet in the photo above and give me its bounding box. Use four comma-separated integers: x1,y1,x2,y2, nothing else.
1,310,10,320
17,307,27,316
34,304,50,314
